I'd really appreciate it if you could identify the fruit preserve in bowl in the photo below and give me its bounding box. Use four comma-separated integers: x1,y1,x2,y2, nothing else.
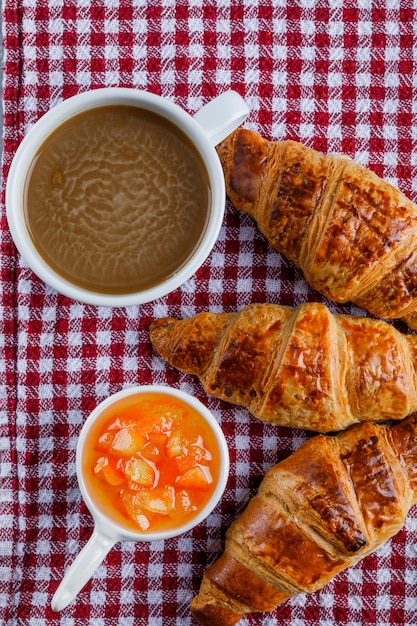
51,385,229,612
83,387,226,534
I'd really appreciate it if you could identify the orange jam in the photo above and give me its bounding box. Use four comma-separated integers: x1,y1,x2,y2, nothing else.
82,392,221,533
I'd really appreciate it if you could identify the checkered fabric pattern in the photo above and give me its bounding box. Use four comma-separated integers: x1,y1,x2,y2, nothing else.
1,1,417,625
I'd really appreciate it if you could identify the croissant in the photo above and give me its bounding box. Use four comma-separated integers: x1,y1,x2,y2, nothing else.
149,301,417,433
216,128,417,330
190,413,417,625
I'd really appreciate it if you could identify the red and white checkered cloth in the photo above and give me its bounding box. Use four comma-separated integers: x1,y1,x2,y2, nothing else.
1,1,417,624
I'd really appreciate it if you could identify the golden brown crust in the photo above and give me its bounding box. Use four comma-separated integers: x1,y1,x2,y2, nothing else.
335,314,416,422
191,415,417,625
390,416,417,499
149,312,231,376
149,302,417,433
203,303,293,414
227,492,347,592
403,310,417,330
356,249,417,320
263,433,367,554
307,164,416,303
337,422,409,542
202,552,293,611
216,128,417,324
190,576,245,626
258,139,333,269
257,301,349,431
216,128,269,218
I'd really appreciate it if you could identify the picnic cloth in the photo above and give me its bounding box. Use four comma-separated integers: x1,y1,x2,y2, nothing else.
1,1,417,624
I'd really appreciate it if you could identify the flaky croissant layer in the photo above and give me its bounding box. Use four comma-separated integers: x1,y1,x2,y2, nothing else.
190,414,417,625
150,302,417,433
216,128,417,330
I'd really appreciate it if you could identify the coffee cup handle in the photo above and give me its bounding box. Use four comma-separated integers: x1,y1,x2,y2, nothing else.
193,90,249,146
51,527,117,612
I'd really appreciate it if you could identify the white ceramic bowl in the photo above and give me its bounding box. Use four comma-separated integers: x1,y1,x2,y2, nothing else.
6,88,248,306
51,385,230,611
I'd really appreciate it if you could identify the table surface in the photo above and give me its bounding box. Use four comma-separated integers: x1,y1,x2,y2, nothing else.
1,2,417,625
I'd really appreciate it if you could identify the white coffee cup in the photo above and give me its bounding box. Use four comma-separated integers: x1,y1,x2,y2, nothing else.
6,89,248,306
51,385,230,612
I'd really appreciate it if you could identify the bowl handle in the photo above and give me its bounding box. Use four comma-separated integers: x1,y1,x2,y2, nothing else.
51,527,118,612
193,90,249,146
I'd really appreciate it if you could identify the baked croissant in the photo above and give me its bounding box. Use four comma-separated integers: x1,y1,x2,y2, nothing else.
149,301,417,433
216,128,417,330
190,414,417,625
